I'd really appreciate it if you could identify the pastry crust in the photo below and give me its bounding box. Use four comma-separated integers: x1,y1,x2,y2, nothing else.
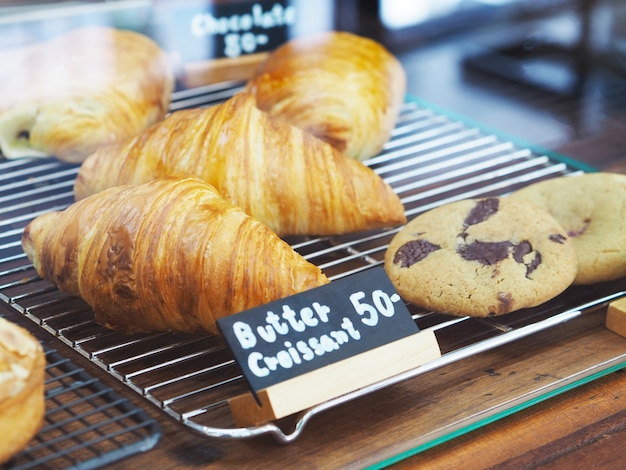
0,26,174,162
23,176,330,335
246,31,406,161
0,318,46,464
74,92,406,237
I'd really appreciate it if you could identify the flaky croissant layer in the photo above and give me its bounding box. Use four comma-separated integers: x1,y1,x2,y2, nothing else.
246,31,407,161
23,176,329,336
75,91,406,237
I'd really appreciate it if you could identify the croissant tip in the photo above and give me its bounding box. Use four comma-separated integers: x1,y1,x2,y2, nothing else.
21,212,57,266
21,227,35,262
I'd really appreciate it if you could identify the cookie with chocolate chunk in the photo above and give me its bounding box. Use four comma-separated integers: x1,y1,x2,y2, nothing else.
509,172,626,285
384,197,578,317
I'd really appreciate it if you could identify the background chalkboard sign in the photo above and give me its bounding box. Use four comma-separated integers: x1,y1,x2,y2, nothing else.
219,267,441,426
149,0,358,87
152,0,302,64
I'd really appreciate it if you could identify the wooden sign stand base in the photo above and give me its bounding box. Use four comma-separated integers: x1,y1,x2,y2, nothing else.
180,53,268,89
229,329,441,427
606,297,626,338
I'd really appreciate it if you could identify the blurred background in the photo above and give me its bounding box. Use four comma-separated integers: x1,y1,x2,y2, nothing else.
1,0,625,169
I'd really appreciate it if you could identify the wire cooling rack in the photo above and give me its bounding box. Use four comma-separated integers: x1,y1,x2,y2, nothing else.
1,81,625,447
1,308,160,470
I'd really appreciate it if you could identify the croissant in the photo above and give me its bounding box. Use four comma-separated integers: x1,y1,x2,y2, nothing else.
0,26,174,163
245,31,406,161
0,318,46,464
22,176,329,336
74,91,406,237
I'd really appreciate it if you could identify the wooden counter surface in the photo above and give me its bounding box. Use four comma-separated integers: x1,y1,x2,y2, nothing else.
399,368,626,469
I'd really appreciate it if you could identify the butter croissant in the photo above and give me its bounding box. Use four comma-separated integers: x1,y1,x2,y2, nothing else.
0,26,174,162
22,176,329,336
246,31,406,161
74,91,406,237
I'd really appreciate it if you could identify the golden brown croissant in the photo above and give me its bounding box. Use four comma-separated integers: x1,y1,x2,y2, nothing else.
0,26,174,163
0,318,46,464
245,31,406,161
22,176,329,336
74,91,406,237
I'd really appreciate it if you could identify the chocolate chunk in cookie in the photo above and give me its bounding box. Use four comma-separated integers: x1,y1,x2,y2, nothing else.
463,197,499,227
393,239,441,268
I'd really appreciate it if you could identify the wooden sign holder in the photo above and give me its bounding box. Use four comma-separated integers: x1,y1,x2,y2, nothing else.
180,53,267,89
606,297,626,338
229,329,441,427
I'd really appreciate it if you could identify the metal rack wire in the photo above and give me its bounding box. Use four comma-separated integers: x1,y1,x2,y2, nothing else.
1,81,625,445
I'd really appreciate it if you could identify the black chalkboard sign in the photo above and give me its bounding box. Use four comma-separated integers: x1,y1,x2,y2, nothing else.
220,267,441,425
155,0,295,63
218,267,417,390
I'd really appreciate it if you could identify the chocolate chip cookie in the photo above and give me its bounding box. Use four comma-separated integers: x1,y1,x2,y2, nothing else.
384,197,578,317
509,172,626,285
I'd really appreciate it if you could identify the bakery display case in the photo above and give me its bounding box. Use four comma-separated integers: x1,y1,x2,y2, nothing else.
2,0,626,468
